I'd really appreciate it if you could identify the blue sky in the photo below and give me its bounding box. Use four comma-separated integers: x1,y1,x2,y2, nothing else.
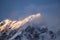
0,0,60,26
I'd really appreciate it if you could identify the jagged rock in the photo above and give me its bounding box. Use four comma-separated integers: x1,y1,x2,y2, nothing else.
0,13,59,40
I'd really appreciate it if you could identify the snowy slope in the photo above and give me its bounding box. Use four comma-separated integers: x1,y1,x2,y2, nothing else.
0,13,60,40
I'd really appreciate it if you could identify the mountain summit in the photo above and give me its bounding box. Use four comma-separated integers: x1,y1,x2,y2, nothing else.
0,13,41,32
0,13,60,40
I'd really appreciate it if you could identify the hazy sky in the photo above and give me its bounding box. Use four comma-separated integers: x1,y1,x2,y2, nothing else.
0,0,60,26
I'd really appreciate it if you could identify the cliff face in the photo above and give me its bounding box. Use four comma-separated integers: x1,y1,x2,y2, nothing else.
0,23,58,40
0,13,60,40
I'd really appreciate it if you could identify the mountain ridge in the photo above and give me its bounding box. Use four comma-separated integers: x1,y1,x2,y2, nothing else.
0,13,60,40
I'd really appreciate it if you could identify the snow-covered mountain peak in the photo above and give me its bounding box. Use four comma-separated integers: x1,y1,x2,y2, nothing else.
0,13,41,31
0,13,60,40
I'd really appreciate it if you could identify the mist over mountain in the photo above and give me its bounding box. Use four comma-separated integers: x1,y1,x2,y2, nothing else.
0,13,60,40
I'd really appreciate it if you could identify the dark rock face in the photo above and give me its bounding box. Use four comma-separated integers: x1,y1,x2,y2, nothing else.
0,25,59,40
14,25,49,40
22,26,40,40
